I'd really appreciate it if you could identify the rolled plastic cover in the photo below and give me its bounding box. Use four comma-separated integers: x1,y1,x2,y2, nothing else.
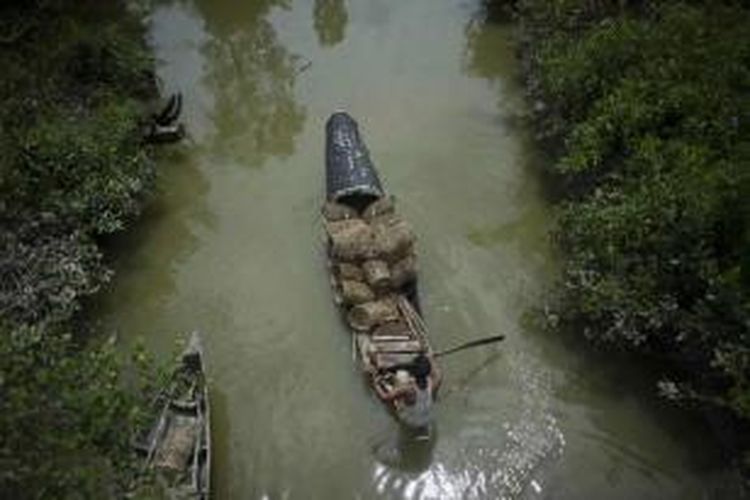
325,112,384,201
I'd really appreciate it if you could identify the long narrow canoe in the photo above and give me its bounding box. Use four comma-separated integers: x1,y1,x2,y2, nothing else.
323,112,439,429
135,332,211,498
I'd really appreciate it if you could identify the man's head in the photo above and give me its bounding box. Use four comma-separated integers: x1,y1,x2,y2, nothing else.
410,353,431,390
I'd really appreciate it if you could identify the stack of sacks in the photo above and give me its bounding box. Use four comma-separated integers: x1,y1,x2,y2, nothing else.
322,196,418,331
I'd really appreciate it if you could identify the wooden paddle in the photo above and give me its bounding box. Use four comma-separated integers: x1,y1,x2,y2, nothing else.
434,334,506,358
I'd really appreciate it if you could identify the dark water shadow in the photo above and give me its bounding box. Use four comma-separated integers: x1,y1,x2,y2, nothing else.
209,386,239,499
475,0,518,25
88,148,212,328
462,5,563,203
371,424,437,474
523,312,744,495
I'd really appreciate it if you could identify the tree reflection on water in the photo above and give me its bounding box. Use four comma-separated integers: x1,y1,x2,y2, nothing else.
194,0,306,166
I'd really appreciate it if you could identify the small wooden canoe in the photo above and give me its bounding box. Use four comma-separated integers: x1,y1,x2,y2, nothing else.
135,332,211,499
323,112,439,429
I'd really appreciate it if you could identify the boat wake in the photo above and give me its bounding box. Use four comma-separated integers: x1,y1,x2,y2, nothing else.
370,351,565,499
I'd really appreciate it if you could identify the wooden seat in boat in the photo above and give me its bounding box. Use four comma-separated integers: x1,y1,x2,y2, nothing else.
375,352,419,369
372,321,411,339
371,339,423,354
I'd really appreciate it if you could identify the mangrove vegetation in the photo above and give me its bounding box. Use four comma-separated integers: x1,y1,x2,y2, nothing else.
503,0,750,470
0,1,164,496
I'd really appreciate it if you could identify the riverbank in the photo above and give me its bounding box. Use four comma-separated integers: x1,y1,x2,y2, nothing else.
0,1,164,496
500,0,750,473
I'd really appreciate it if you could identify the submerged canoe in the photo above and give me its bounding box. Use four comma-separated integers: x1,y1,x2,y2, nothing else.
135,332,211,499
323,112,439,429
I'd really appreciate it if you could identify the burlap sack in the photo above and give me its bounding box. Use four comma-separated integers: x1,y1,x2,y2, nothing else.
340,280,375,305
362,259,391,290
370,214,415,262
326,219,376,261
347,298,400,332
337,263,364,281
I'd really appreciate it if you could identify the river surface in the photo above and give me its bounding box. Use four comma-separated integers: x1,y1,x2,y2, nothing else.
96,0,740,497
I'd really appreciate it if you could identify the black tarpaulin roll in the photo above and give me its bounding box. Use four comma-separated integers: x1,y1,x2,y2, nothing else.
325,112,384,203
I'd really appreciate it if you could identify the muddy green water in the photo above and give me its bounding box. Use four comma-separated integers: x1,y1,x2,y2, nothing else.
96,0,740,497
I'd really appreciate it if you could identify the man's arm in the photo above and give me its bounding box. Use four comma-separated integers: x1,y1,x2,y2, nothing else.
430,356,442,395
373,377,411,402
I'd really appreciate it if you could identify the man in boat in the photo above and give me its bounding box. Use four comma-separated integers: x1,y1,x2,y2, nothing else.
373,353,441,428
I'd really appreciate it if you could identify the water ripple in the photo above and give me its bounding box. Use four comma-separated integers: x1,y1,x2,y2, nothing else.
373,351,564,499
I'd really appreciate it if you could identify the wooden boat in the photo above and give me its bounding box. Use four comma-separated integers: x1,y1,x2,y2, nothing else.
134,331,211,498
323,112,440,429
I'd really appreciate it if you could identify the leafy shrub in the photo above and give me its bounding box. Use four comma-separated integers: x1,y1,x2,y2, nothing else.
0,324,162,498
0,1,167,496
514,0,750,433
12,99,154,235
0,219,108,325
0,0,156,324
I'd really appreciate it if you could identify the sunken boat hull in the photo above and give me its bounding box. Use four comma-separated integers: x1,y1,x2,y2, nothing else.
135,332,211,498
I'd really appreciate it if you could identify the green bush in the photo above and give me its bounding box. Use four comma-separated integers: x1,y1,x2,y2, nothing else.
0,1,167,496
0,324,162,498
13,99,153,235
0,0,156,324
0,222,107,325
514,0,750,430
